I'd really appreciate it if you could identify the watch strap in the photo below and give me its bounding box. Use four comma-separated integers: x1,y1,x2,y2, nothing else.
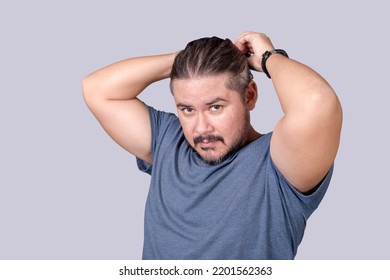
261,49,289,79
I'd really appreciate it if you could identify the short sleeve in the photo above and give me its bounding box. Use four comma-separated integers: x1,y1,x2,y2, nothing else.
270,158,333,219
136,105,179,176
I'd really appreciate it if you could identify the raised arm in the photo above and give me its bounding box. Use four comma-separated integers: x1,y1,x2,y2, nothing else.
236,32,342,193
82,53,177,164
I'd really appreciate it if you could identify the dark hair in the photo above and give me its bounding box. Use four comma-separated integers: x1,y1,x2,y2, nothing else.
170,36,253,98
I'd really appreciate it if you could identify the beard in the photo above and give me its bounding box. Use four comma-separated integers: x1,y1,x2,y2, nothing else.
192,112,250,165
196,140,245,165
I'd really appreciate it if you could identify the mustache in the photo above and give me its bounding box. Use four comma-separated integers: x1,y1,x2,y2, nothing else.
193,135,224,145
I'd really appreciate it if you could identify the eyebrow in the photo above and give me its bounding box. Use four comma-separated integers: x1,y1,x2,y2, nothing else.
205,97,228,106
176,103,192,108
176,97,228,108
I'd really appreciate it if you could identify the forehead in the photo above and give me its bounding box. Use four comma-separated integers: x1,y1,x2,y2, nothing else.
171,74,238,104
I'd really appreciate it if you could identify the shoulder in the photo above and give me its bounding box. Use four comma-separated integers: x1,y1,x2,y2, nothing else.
146,105,178,125
144,105,181,135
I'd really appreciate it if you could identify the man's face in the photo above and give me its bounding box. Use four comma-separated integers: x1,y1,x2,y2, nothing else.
172,74,252,165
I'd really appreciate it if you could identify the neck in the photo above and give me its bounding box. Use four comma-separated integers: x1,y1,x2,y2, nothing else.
245,126,262,145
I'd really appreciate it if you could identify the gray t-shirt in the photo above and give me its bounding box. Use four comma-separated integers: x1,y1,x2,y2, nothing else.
137,106,332,259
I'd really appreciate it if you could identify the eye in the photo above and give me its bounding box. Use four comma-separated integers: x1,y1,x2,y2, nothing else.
210,105,222,112
181,107,194,115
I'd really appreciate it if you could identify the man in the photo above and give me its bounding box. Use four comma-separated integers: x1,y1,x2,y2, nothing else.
82,32,342,259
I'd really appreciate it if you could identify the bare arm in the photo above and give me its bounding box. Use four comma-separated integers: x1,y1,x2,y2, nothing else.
236,32,342,193
82,53,177,164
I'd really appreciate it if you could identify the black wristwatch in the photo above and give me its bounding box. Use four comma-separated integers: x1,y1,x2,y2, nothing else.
261,49,289,79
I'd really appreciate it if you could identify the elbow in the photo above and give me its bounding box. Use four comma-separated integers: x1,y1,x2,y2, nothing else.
81,75,96,107
309,86,343,129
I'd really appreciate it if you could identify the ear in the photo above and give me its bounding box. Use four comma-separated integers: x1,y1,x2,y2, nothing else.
245,80,258,110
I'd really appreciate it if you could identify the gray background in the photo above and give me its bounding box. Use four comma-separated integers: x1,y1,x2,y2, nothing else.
1,0,389,259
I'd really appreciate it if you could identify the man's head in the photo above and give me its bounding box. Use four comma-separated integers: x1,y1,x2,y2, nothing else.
170,36,253,99
170,36,258,165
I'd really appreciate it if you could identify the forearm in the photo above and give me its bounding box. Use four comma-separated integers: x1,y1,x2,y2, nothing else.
82,53,176,102
266,54,341,117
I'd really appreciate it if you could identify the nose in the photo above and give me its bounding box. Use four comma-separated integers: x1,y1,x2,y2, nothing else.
194,113,213,135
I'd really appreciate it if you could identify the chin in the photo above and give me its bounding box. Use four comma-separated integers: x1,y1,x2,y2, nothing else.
197,149,230,165
201,156,225,166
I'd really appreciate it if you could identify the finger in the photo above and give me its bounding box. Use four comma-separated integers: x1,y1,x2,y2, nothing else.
234,32,253,51
235,33,248,42
234,39,248,52
235,31,254,42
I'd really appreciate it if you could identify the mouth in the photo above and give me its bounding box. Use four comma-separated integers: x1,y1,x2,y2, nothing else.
194,135,224,146
200,139,218,144
199,140,218,151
